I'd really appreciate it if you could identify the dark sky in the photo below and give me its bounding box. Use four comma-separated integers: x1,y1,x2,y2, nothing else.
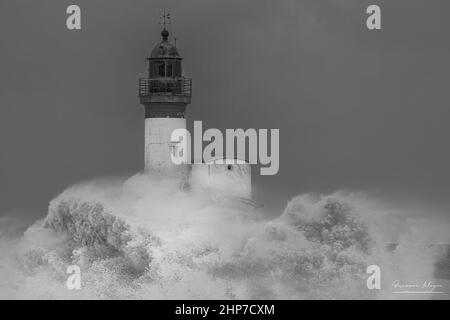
1,0,450,220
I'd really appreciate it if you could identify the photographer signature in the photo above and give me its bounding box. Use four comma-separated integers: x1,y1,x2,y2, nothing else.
392,280,445,294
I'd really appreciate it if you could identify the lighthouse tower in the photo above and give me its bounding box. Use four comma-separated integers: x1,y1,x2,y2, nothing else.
133,18,257,209
139,26,192,181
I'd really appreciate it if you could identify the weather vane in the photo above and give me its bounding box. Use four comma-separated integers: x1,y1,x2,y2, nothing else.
159,9,171,29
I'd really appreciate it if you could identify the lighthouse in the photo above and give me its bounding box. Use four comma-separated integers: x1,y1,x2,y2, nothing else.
139,25,192,182
136,17,256,208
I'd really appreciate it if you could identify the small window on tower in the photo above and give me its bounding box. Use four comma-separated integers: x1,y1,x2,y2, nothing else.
149,61,160,77
158,62,165,77
174,62,182,77
167,63,173,77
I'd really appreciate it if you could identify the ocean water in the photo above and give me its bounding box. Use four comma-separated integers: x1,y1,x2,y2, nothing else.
0,174,448,299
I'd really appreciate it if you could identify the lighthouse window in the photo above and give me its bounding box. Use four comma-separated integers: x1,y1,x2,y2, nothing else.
174,62,182,77
150,61,165,77
167,63,173,77
158,62,165,77
150,61,182,78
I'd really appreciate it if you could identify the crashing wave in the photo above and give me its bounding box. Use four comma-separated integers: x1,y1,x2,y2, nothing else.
0,175,444,299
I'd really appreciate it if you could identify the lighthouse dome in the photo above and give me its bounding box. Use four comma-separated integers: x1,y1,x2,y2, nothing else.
150,29,181,59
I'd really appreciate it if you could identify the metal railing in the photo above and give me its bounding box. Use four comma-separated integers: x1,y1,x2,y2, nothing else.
139,78,192,97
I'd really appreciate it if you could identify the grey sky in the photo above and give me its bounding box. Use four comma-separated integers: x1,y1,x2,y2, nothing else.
1,0,450,220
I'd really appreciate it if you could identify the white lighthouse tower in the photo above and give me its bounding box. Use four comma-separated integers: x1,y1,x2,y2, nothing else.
135,17,256,209
139,24,192,182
